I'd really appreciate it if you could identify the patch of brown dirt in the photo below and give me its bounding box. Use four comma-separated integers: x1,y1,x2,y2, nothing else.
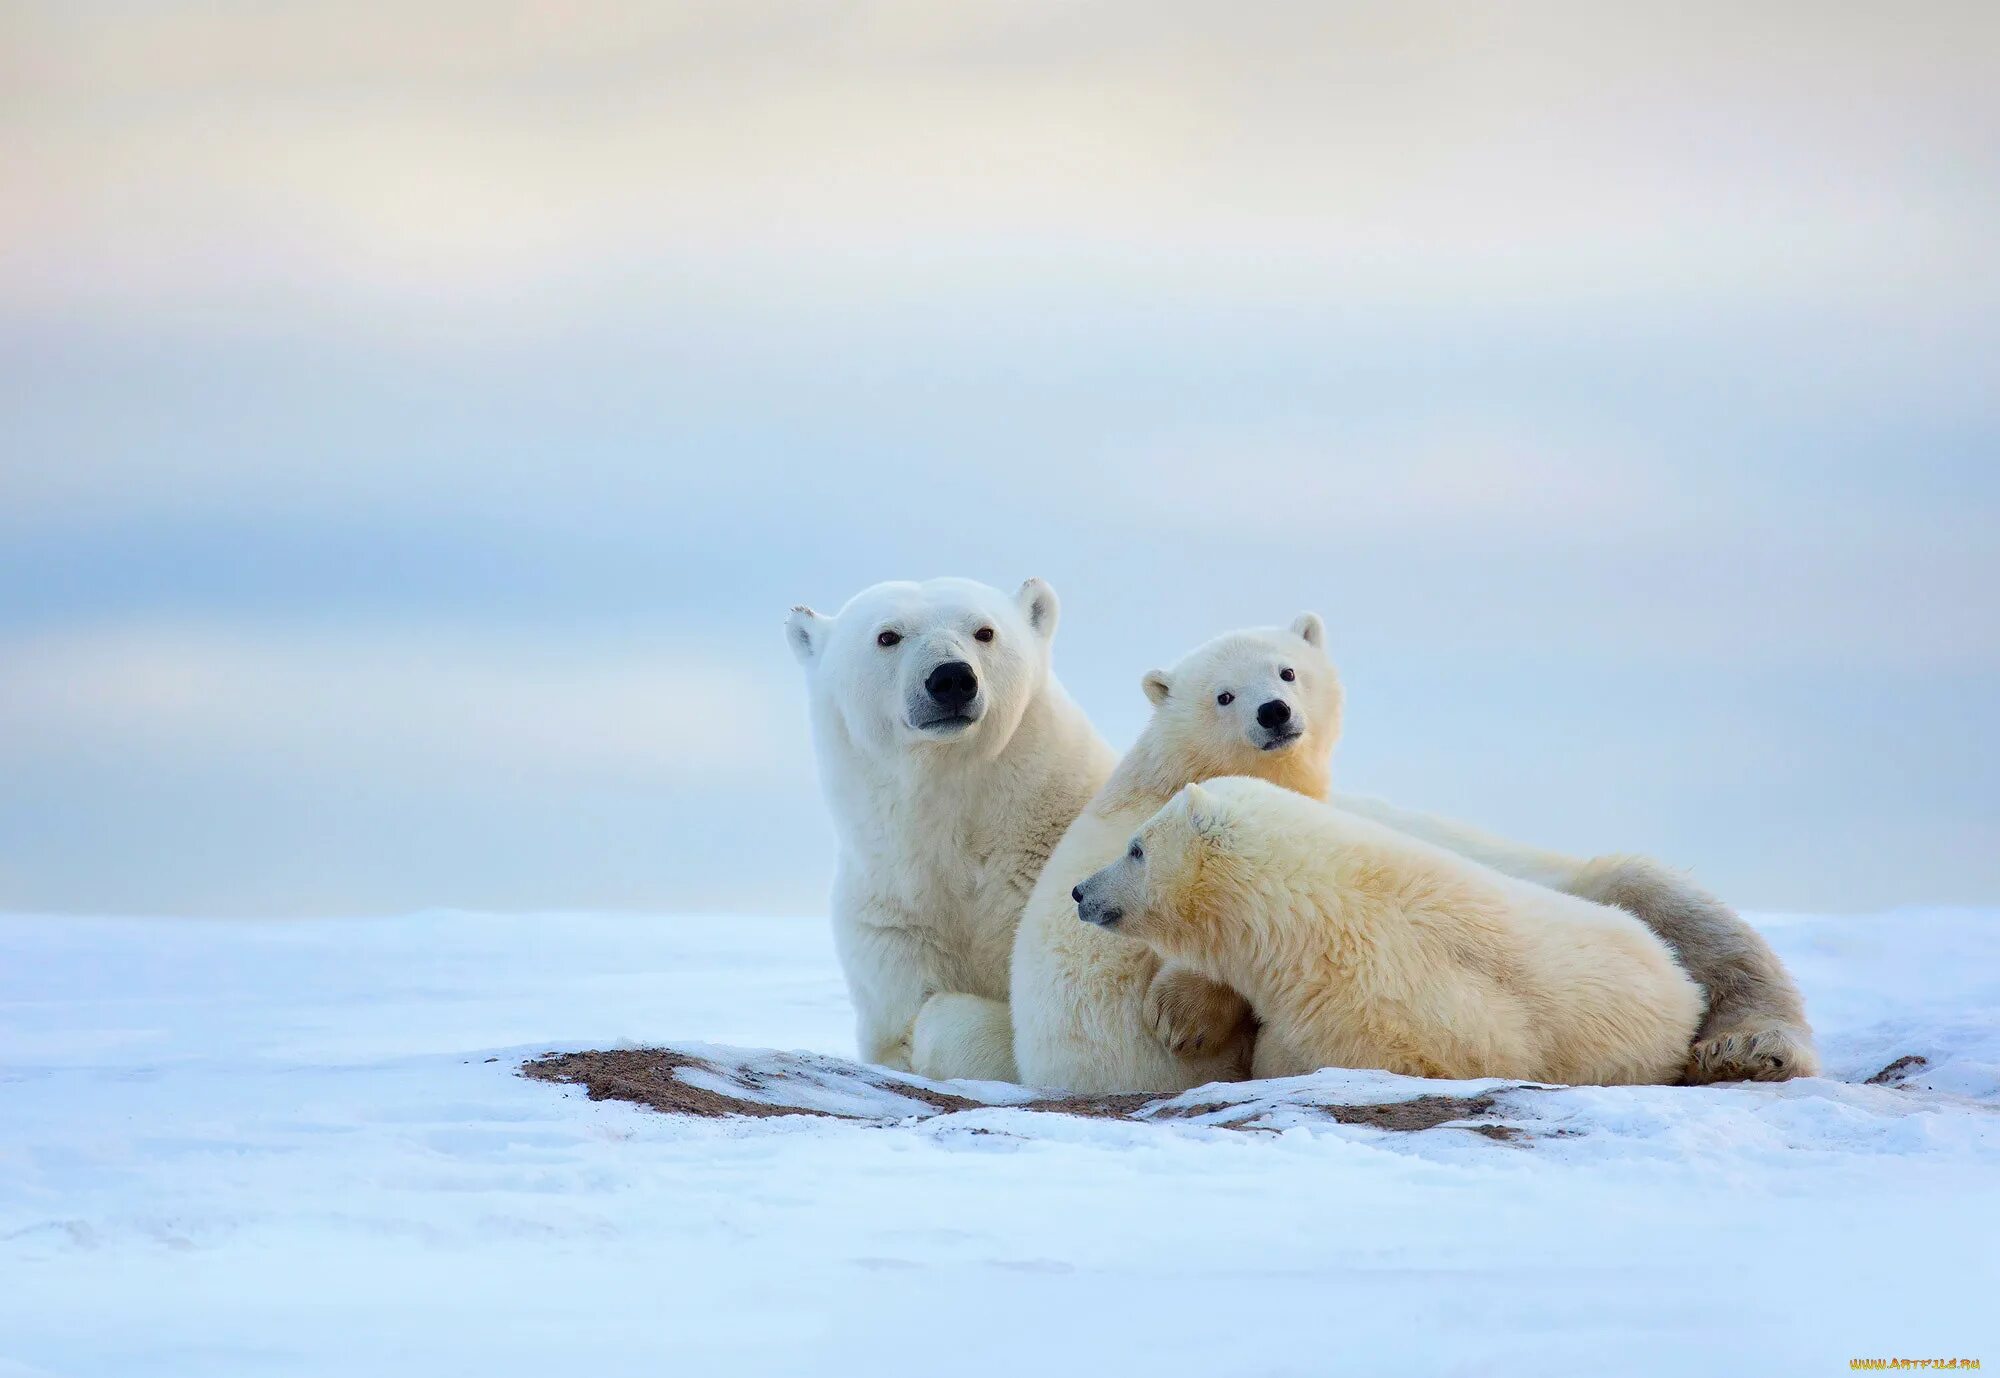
1013,1091,1165,1121
524,1049,807,1119
1304,1092,1504,1134
521,1048,1522,1140
1864,1054,1931,1086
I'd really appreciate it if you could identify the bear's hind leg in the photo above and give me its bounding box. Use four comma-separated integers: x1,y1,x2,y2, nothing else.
1685,1024,1821,1084
1571,855,1820,1082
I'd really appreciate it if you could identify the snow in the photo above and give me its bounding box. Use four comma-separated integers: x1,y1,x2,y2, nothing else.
3,907,1996,1376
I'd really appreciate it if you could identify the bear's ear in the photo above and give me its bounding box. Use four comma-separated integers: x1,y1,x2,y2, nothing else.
1141,669,1172,707
1180,782,1224,837
1016,577,1059,639
1289,612,1325,649
785,605,829,666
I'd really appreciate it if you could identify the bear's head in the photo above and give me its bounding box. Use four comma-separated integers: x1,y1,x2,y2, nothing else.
1071,779,1254,955
1136,613,1342,790
785,577,1059,763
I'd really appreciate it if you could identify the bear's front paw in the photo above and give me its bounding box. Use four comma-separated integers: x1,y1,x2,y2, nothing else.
1685,1025,1820,1083
1143,966,1255,1061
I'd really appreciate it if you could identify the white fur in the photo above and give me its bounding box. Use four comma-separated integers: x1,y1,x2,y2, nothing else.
1084,778,1706,1086
787,578,1115,1076
1010,615,1340,1093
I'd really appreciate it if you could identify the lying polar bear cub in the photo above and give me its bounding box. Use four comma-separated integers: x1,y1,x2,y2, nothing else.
1073,776,1705,1086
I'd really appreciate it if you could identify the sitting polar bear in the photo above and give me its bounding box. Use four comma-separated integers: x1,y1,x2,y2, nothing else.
1073,777,1706,1086
785,577,1113,1080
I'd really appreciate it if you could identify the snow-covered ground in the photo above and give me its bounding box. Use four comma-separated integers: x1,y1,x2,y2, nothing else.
3,907,1996,1377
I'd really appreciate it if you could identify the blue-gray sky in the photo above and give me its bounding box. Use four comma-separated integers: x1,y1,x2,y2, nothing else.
3,1,1996,916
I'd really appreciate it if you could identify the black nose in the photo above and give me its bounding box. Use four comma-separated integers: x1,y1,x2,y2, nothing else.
1071,885,1085,902
926,660,979,710
1257,699,1292,730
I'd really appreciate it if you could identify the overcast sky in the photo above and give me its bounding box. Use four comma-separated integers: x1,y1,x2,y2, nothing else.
3,1,1996,916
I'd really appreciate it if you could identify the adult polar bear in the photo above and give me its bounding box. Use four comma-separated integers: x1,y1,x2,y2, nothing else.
786,577,1111,1080
786,577,1816,1089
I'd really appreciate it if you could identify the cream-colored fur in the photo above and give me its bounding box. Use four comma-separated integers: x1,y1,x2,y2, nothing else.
1010,615,1341,1093
1078,778,1705,1086
1324,792,1821,1082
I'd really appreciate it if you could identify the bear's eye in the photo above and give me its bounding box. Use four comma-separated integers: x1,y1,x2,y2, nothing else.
974,627,995,643
1216,691,1234,706
876,630,902,648
1129,841,1143,861
1280,667,1296,682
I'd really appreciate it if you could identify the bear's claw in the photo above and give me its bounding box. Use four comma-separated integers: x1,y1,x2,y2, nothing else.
1143,965,1256,1064
1684,1025,1820,1084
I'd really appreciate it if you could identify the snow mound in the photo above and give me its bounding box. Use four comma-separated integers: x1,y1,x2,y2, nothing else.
521,1038,2000,1163
522,1044,1533,1139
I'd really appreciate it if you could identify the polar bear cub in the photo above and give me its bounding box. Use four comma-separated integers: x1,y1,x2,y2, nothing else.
1074,777,1706,1087
1010,615,1343,1093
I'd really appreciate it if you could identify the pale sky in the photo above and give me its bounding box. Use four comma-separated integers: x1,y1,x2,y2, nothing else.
3,1,1996,915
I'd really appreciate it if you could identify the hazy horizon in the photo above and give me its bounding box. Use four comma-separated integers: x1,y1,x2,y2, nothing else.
4,1,1996,916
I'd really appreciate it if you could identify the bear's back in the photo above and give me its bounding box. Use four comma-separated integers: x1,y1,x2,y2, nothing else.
1207,778,1701,1085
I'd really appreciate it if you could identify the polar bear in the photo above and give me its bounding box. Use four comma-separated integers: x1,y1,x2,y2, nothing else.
1007,614,1818,1092
785,577,1115,1081
1072,777,1706,1087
